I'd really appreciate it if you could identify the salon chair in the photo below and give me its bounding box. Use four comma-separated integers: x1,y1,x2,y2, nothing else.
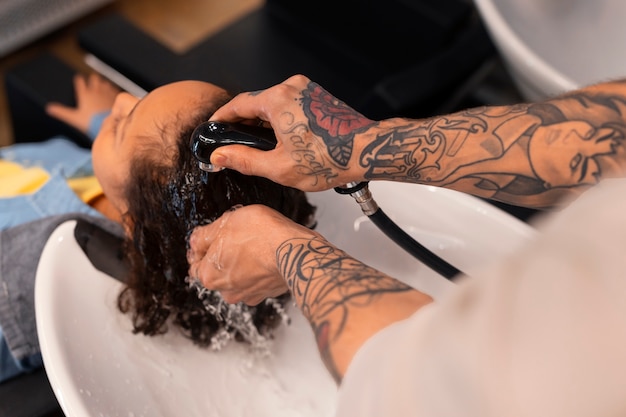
0,217,125,417
5,52,92,147
77,0,496,120
1,54,104,417
0,369,61,417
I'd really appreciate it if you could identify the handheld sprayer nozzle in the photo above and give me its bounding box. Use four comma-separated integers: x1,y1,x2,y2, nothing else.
190,121,277,173
198,161,224,173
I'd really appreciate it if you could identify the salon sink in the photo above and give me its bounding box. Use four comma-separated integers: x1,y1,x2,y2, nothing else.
311,182,536,299
474,0,626,100
35,182,535,416
36,222,336,417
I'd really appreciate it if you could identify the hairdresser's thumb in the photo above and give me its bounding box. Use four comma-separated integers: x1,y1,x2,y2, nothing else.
212,146,264,177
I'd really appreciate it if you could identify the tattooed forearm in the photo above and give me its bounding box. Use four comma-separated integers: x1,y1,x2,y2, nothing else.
295,78,626,206
277,236,414,381
278,236,412,333
360,88,626,207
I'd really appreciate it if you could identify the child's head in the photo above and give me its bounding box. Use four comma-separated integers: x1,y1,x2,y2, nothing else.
92,81,231,215
92,81,316,346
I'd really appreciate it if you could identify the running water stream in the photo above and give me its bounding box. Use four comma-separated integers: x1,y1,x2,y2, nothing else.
186,277,291,355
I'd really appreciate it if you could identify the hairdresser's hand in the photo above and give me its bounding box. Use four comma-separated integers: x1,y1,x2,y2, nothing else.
209,74,376,192
189,205,433,384
46,73,120,134
187,205,320,305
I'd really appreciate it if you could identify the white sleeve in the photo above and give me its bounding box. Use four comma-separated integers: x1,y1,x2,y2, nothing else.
336,179,626,417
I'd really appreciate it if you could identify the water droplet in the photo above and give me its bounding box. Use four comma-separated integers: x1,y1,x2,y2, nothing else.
186,277,290,357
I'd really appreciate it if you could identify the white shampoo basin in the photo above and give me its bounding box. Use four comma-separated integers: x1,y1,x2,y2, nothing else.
36,182,535,416
474,0,626,100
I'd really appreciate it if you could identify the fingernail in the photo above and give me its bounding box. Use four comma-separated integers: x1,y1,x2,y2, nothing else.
186,248,195,263
187,232,199,250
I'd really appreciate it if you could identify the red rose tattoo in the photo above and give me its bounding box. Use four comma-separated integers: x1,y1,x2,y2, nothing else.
302,83,375,167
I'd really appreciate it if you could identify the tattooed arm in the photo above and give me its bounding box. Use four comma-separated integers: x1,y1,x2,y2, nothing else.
359,89,626,208
279,235,432,383
209,75,626,208
187,205,432,383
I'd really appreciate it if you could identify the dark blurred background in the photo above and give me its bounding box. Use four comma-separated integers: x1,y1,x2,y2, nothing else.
0,0,263,148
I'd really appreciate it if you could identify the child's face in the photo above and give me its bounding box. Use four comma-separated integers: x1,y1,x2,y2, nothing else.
92,80,228,216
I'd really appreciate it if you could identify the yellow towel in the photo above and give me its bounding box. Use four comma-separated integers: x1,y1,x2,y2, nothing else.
0,160,104,204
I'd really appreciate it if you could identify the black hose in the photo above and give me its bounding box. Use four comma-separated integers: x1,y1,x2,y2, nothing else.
368,208,461,280
335,182,461,280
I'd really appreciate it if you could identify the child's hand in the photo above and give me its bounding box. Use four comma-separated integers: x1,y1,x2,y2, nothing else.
46,73,121,134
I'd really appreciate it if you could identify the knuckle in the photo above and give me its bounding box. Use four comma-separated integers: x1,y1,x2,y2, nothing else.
289,74,309,85
187,229,200,246
273,83,291,98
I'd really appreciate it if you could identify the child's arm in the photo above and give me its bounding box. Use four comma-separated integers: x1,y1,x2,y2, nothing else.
45,73,120,137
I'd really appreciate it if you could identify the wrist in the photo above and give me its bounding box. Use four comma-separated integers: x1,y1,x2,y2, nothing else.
87,111,111,141
275,233,432,381
356,117,432,183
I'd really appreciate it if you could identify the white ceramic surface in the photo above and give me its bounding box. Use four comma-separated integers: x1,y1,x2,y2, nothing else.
35,182,536,417
474,0,626,100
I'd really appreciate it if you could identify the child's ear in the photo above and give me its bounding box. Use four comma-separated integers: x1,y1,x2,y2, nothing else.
90,195,124,224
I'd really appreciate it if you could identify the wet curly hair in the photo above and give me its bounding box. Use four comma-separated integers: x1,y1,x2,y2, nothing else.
117,93,316,347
